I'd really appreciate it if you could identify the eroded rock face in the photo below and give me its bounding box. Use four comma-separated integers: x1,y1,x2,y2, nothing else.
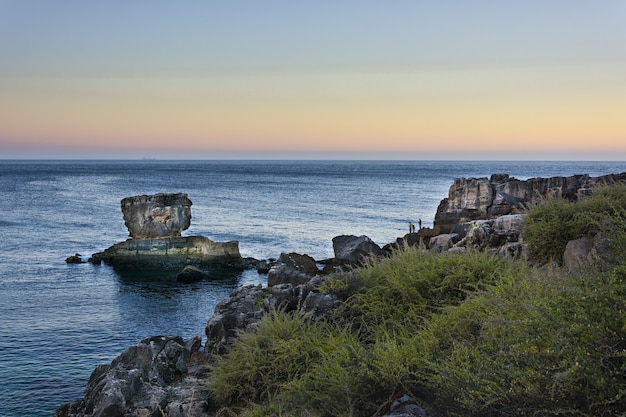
205,285,265,355
122,193,192,239
434,172,626,234
55,335,208,417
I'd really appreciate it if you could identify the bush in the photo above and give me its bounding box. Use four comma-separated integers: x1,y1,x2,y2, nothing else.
321,247,521,340
210,310,380,417
414,266,626,416
523,183,626,265
210,188,626,416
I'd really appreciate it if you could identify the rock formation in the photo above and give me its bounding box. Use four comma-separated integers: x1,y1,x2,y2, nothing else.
267,252,319,287
122,193,192,239
54,335,209,417
90,236,242,271
86,193,243,273
434,172,626,234
332,234,383,264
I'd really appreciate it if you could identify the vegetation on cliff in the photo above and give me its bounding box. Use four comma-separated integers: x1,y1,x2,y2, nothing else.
210,184,626,417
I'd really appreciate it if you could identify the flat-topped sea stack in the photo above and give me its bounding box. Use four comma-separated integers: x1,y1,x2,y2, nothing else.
122,192,192,238
434,172,626,234
90,193,242,271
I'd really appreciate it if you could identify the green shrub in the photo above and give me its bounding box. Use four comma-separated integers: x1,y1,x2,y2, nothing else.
412,266,626,416
322,247,521,340
210,310,382,417
523,183,626,265
210,223,626,416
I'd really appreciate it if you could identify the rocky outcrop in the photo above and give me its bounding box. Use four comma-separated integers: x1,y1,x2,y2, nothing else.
333,234,383,264
54,335,209,417
267,252,319,287
89,236,242,271
122,193,192,239
205,284,266,355
204,273,339,355
434,172,626,234
65,253,85,264
81,193,243,274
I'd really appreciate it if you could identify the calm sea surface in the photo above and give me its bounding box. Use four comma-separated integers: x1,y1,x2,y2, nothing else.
0,160,624,416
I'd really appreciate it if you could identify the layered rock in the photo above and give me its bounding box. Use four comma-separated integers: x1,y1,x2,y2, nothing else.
434,172,626,234
122,193,192,239
90,236,242,271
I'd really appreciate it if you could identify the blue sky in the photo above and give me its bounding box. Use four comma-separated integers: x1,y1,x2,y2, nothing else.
1,1,625,159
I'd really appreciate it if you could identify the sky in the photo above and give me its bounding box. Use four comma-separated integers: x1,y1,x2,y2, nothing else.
1,1,625,160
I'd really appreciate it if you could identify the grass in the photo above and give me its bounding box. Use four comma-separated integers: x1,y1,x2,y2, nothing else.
209,182,626,417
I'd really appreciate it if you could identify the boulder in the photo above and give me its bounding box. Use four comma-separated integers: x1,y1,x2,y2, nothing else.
563,234,610,273
427,233,460,252
299,291,339,321
434,172,626,234
176,265,209,283
121,193,192,239
332,235,383,264
54,335,207,417
205,285,265,354
65,253,85,264
267,252,319,287
90,236,242,271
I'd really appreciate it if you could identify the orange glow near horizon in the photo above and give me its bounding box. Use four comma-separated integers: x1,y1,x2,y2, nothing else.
1,65,625,158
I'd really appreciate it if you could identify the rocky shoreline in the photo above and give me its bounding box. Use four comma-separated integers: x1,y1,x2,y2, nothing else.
57,172,626,417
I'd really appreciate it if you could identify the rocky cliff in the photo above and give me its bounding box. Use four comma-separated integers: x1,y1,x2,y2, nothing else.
434,172,626,234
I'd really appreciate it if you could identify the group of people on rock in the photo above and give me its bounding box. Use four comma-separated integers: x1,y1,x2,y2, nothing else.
409,218,422,233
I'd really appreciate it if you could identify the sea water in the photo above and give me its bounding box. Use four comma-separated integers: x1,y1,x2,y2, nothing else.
0,160,624,416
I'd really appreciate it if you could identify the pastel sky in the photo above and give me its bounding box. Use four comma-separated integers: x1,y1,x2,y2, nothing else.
1,1,625,160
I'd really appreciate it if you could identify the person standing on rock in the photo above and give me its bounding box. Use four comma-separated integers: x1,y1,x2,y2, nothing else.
409,222,414,233
418,219,422,230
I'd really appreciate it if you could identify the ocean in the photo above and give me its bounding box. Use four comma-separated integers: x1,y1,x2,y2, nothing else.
0,160,624,417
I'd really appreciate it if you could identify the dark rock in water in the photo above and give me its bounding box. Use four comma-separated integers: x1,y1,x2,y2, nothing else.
176,265,209,283
65,253,85,264
121,193,192,239
54,335,208,417
434,172,626,234
90,236,242,271
242,257,273,274
267,252,319,287
332,235,382,264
